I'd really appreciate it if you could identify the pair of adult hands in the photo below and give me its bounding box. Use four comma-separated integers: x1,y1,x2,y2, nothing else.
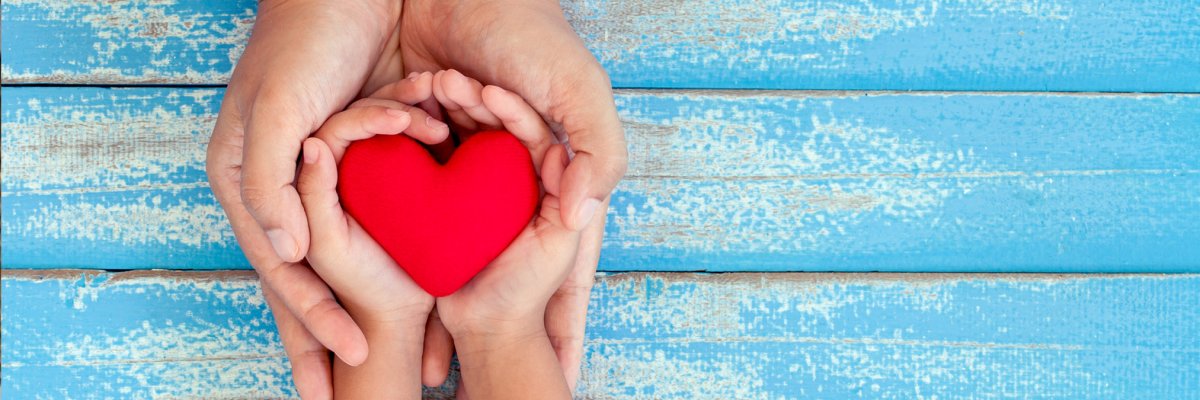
205,0,627,398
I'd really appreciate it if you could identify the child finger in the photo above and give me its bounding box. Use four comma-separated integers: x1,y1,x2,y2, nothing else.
315,103,447,161
433,70,481,136
541,144,570,197
482,85,555,173
297,138,350,251
441,69,503,130
350,98,451,145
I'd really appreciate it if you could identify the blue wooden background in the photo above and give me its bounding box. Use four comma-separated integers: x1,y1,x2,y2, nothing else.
3,0,1199,398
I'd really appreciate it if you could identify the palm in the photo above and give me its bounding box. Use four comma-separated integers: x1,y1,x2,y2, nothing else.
437,197,577,330
397,0,605,136
332,218,432,315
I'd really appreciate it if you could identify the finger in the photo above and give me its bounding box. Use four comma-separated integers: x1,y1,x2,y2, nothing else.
262,282,332,400
355,98,452,148
369,71,435,104
553,73,629,231
482,85,555,174
263,260,368,366
218,152,369,367
432,70,480,136
455,378,470,400
314,103,444,161
546,286,591,394
421,308,455,387
240,99,314,262
441,69,503,130
297,138,349,252
547,199,606,393
541,144,570,198
315,102,411,159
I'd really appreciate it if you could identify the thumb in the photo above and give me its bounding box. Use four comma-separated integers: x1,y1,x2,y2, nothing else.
297,138,349,251
552,73,628,231
240,100,317,263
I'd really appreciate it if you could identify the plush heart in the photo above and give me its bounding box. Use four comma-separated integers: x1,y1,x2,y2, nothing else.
337,131,538,297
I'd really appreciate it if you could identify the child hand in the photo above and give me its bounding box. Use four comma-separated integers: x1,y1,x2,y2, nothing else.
296,79,451,398
298,96,448,329
416,70,582,399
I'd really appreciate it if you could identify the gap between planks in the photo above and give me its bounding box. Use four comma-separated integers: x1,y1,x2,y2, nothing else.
2,268,1190,284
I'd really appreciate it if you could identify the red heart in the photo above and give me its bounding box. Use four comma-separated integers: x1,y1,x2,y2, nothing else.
337,131,538,297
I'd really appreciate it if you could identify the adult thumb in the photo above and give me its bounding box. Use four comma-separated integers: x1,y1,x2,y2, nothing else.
240,100,316,262
555,84,628,231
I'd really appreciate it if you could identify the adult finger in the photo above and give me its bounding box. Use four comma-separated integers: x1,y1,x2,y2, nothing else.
369,71,435,104
262,282,333,400
546,199,606,393
213,143,369,368
551,69,628,231
421,308,455,387
210,102,345,398
263,260,369,367
440,69,503,129
482,85,555,174
432,70,481,136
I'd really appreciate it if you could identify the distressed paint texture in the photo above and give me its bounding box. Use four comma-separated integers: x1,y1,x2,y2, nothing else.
3,271,1198,398
4,87,1200,271
3,0,1199,91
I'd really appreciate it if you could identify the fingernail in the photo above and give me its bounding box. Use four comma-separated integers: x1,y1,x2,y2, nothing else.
426,116,447,130
576,198,601,226
266,229,298,260
302,141,318,164
385,108,410,120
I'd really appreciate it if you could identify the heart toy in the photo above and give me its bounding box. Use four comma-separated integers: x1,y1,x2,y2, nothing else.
337,131,538,297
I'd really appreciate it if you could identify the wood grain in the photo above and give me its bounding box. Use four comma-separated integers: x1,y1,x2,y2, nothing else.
3,270,1197,398
4,87,1199,271
3,0,1198,91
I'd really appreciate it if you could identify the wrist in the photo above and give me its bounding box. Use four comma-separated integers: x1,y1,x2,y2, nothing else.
343,298,434,335
441,306,545,340
452,321,548,363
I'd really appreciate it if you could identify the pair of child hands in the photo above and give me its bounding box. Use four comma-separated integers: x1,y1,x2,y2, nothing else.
296,70,581,399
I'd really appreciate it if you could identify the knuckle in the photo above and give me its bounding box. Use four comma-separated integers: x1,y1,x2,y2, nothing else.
302,297,345,325
557,278,596,296
239,183,277,215
298,346,330,360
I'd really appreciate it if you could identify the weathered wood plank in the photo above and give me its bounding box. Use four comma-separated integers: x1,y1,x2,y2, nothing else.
3,270,1198,398
3,0,1199,91
4,87,1199,271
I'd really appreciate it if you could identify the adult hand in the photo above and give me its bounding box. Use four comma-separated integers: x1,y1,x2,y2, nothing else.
206,1,416,398
396,0,632,381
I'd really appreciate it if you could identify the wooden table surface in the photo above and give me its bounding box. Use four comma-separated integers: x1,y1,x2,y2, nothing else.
3,0,1199,398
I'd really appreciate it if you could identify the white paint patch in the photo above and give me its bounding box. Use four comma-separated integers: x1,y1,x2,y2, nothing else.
2,89,219,192
566,0,1070,68
3,0,253,83
583,347,768,398
612,94,984,253
37,275,294,397
9,194,235,248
